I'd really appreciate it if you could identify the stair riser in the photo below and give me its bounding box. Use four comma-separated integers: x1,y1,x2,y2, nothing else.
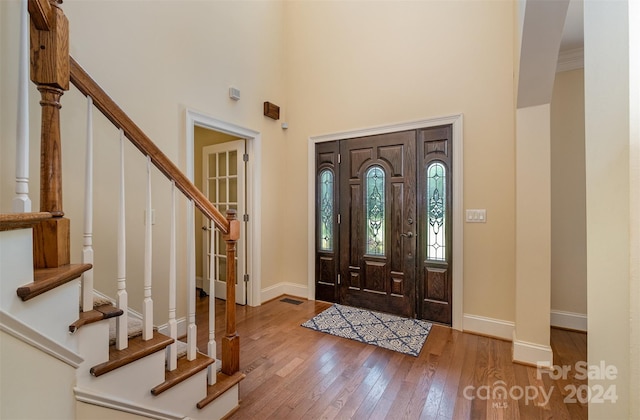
145,369,208,417
196,384,240,420
76,321,110,369
1,229,80,351
78,351,166,396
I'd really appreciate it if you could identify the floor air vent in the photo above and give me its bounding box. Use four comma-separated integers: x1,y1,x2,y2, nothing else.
280,298,303,305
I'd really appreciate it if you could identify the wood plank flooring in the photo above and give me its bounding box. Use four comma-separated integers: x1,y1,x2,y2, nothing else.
196,295,587,419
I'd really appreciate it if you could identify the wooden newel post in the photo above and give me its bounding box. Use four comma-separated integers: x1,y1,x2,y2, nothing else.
38,85,64,216
222,209,240,375
28,0,70,268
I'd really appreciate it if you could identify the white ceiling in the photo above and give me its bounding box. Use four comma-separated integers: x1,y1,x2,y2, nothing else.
560,0,584,51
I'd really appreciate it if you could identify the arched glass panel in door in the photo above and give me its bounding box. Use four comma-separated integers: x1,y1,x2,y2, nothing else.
319,169,334,251
426,162,446,261
365,166,385,256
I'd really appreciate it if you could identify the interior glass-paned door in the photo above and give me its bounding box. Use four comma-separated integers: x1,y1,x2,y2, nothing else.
203,140,246,304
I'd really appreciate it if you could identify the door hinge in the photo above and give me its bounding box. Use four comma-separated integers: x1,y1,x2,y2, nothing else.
337,214,341,224
243,153,249,162
244,274,250,283
337,153,341,164
337,274,341,285
243,214,249,222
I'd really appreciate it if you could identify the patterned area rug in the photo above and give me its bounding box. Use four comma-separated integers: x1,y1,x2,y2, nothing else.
302,304,432,357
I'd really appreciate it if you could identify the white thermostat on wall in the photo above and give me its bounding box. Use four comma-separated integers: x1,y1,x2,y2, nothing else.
229,87,241,101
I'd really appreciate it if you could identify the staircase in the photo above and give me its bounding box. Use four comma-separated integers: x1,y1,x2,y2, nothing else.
0,1,244,418
0,215,243,419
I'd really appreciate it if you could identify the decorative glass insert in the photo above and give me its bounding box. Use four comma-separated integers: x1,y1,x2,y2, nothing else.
319,169,334,251
427,162,446,261
366,166,385,255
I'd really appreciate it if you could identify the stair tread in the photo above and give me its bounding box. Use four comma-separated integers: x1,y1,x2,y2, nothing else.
196,371,245,409
108,315,144,345
90,332,174,377
151,352,215,396
69,305,124,333
17,264,92,301
0,212,52,231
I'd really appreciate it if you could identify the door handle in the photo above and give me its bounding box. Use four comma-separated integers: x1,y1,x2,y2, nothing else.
401,232,414,238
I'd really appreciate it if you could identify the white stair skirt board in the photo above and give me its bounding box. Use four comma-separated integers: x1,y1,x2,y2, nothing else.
261,282,308,303
76,367,232,420
0,310,84,368
462,313,515,341
550,310,587,332
74,388,184,420
512,332,554,368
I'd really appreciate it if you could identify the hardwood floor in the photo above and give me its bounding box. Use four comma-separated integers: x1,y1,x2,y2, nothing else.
196,295,587,419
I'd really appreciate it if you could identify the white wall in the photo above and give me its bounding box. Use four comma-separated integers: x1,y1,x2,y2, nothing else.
1,331,77,419
1,0,523,327
584,0,636,416
550,69,587,323
0,0,288,321
283,0,517,323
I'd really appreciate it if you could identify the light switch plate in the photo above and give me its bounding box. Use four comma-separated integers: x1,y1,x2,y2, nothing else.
466,209,486,223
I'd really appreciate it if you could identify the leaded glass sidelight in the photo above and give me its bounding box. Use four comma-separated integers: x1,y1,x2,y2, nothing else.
319,169,334,251
366,166,385,255
427,162,446,260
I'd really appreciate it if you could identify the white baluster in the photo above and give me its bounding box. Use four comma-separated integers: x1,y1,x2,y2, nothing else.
186,200,197,360
166,181,178,371
207,226,216,385
81,97,94,312
143,156,154,340
116,129,128,350
12,0,31,213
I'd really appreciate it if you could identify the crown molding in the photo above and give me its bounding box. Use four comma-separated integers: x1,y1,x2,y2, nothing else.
557,47,584,72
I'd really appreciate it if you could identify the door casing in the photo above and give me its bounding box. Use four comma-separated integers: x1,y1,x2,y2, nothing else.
307,115,464,330
187,109,262,307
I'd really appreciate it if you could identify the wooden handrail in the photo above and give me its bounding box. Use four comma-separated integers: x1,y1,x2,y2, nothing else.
68,56,230,234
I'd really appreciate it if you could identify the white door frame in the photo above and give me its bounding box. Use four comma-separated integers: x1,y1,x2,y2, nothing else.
307,114,464,330
187,109,262,307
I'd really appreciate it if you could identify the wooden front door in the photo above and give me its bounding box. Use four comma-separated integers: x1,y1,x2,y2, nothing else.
314,126,453,324
339,131,417,318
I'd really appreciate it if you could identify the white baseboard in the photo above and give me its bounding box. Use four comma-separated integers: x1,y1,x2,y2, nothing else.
550,310,587,332
74,387,183,420
463,313,514,341
512,333,554,367
261,282,308,303
156,316,187,339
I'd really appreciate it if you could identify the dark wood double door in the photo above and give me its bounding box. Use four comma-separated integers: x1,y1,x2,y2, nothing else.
315,126,452,324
